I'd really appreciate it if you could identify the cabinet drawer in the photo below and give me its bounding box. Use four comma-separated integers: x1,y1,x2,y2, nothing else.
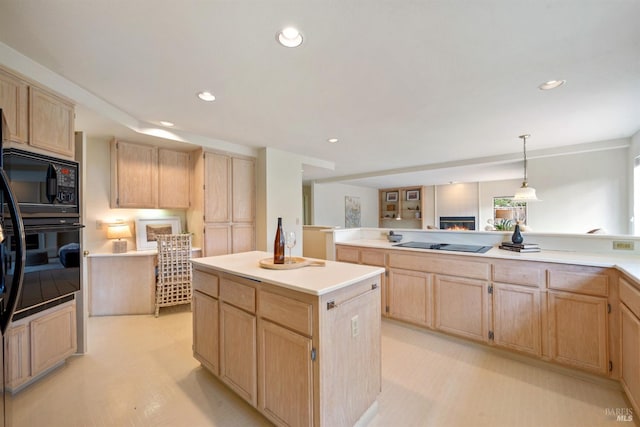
389,252,489,280
193,269,219,297
493,260,544,287
361,250,385,267
336,246,360,263
221,276,256,313
260,291,313,336
621,277,640,319
548,266,609,297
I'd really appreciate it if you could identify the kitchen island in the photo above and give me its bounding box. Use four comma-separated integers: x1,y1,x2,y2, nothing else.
191,251,385,427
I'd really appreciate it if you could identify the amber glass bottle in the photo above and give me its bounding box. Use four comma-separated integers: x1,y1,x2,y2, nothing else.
273,217,285,264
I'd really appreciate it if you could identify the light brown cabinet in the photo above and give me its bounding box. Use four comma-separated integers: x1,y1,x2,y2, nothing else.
158,148,190,208
434,275,489,343
336,246,388,317
492,283,541,356
193,291,219,374
258,319,313,427
5,301,77,392
110,140,191,209
192,261,382,427
548,290,608,374
388,268,432,327
189,150,256,256
29,86,75,157
0,65,75,158
620,275,640,416
0,66,29,144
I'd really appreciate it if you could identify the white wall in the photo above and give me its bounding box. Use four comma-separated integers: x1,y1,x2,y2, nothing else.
257,148,304,255
525,147,628,234
310,182,379,228
313,144,631,235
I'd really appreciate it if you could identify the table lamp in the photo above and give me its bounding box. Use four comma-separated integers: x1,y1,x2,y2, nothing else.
107,223,132,253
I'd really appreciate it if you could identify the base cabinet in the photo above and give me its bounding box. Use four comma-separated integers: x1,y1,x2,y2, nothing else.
5,301,77,392
220,302,257,406
388,268,432,327
492,283,541,356
435,275,489,343
193,290,219,374
192,263,381,427
548,290,608,374
621,304,640,412
258,319,313,427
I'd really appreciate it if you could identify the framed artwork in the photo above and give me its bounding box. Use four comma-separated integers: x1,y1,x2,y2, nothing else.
135,217,181,250
345,196,361,228
386,191,399,202
406,190,420,201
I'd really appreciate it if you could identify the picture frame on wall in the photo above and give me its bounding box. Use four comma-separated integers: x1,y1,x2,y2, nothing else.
406,190,420,201
135,217,182,250
386,191,399,202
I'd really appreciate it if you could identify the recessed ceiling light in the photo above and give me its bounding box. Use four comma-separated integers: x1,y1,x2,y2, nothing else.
197,91,216,101
538,80,566,90
159,121,174,127
327,138,339,143
277,27,303,48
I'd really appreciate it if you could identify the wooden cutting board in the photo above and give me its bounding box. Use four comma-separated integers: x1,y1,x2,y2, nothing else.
259,257,326,270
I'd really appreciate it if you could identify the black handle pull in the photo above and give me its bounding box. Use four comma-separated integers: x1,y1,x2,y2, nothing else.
46,164,58,203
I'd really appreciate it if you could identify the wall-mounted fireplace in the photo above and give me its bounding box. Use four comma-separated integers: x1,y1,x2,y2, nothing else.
439,216,476,230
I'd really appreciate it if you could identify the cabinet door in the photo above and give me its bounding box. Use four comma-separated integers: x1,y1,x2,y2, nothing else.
434,275,489,342
0,67,28,144
29,86,74,157
5,323,30,389
492,283,541,356
204,223,231,256
193,291,219,375
158,149,190,208
621,304,640,412
30,303,77,376
112,140,158,208
258,319,313,427
388,268,432,327
220,303,257,406
548,290,608,374
204,152,231,222
231,157,255,223
361,250,387,317
231,223,255,253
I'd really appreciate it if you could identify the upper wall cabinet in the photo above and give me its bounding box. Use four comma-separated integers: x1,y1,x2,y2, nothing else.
0,65,75,158
111,139,191,209
0,67,29,144
158,148,191,209
29,86,75,157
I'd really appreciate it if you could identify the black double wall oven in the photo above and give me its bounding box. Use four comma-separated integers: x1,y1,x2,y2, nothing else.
2,148,82,321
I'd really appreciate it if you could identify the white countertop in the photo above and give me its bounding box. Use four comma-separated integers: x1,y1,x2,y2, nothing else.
191,251,385,296
337,239,640,282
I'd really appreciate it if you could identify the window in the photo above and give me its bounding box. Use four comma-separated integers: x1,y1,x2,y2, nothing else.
493,197,527,230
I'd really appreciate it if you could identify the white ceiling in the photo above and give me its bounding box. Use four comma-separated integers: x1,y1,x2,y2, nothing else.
0,1,638,188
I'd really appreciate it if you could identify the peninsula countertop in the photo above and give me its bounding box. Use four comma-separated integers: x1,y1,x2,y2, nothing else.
191,250,385,296
335,239,640,282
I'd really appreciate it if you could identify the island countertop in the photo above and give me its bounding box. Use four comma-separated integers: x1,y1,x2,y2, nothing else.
191,250,385,296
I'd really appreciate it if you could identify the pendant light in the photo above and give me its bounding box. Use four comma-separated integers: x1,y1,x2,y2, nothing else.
513,134,540,201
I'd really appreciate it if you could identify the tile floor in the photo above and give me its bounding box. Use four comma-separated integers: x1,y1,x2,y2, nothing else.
11,306,634,426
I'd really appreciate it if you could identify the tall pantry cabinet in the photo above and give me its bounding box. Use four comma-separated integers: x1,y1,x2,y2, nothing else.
188,149,256,256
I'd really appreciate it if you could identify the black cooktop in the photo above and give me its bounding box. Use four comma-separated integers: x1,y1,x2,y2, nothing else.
393,241,493,253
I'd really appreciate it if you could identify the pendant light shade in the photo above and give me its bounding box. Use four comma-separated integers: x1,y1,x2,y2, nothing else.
513,134,540,201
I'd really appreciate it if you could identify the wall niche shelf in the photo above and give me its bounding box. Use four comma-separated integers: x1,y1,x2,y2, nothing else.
379,186,427,229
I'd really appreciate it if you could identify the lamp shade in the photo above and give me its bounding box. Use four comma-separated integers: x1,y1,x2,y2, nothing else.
107,224,132,240
513,184,540,201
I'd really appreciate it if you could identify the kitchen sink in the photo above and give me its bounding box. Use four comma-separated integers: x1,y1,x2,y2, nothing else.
393,241,493,253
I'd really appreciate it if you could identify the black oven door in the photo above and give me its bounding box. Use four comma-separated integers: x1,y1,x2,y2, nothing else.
9,223,82,321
